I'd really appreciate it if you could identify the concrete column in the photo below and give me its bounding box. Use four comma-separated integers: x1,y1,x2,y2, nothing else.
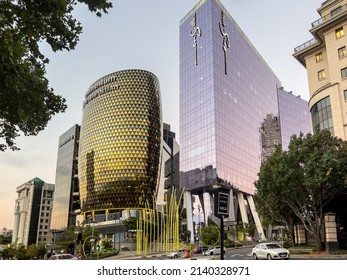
184,191,194,244
294,223,306,245
237,192,249,225
227,189,236,222
246,195,265,241
202,192,212,226
17,211,26,244
12,212,20,243
325,212,339,251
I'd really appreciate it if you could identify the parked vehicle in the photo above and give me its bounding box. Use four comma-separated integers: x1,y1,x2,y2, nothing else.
252,242,290,260
203,246,225,256
48,253,78,260
193,246,208,254
168,250,183,259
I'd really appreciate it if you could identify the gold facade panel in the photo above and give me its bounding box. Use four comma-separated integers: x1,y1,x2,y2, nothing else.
78,70,162,213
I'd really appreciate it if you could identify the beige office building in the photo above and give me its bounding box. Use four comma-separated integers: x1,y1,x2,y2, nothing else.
293,0,347,139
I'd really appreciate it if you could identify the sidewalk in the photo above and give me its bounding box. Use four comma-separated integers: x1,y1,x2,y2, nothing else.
290,251,347,259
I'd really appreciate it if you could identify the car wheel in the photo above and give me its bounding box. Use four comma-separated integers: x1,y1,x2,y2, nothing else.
253,253,258,260
267,254,272,260
174,255,178,258
285,257,289,260
210,252,213,256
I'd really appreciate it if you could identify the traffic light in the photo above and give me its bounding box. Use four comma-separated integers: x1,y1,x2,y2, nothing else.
96,244,100,252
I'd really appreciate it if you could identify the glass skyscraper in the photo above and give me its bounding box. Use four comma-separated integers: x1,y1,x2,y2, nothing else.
278,88,312,151
51,124,80,230
179,0,311,241
180,0,280,195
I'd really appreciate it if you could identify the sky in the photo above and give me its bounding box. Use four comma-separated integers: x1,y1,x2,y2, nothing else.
0,0,322,229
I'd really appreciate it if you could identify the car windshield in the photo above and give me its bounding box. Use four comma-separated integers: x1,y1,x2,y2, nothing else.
266,243,281,249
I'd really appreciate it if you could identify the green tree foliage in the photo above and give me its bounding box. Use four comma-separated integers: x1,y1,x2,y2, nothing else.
102,239,113,250
0,227,12,244
26,244,39,259
0,0,113,151
123,217,139,231
255,130,347,251
254,147,298,243
201,225,220,246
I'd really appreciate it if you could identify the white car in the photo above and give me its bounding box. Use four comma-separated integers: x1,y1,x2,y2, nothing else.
252,243,290,260
168,250,183,259
48,253,78,260
203,246,225,256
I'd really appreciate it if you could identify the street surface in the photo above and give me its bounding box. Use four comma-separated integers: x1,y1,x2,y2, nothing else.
104,246,347,260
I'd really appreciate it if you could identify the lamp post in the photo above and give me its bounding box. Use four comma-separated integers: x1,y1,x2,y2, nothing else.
90,220,96,260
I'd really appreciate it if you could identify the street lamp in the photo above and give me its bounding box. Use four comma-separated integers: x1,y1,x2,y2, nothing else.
90,220,97,260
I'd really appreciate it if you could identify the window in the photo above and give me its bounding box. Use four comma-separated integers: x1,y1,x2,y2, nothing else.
318,69,326,81
338,46,347,59
341,67,347,79
344,89,347,101
331,6,342,17
336,27,344,39
311,96,334,135
46,191,53,198
315,52,323,62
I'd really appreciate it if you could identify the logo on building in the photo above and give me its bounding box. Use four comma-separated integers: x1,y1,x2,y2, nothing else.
219,10,230,74
190,12,202,66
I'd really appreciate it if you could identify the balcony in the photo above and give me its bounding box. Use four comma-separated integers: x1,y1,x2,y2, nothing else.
294,3,347,54
294,38,319,53
311,4,347,28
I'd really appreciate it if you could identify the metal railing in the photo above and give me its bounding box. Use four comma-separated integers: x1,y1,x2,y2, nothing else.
311,4,347,28
294,38,319,53
294,4,347,53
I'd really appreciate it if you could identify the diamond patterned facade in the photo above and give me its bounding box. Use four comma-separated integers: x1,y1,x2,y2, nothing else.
78,70,162,215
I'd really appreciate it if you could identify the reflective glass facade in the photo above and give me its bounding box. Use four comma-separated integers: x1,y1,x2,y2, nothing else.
180,0,281,195
51,124,80,230
310,96,333,135
78,70,162,214
278,88,312,150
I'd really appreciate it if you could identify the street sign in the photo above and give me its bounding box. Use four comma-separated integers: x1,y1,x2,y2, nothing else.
215,190,229,217
224,220,237,226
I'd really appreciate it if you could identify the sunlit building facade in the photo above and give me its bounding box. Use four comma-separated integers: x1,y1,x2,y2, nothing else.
293,0,347,140
12,178,55,246
293,0,347,249
78,69,162,222
51,124,80,230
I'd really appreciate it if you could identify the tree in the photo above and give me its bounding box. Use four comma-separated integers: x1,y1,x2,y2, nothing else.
255,130,347,251
0,227,12,244
201,225,220,246
123,217,139,231
26,244,39,260
0,0,113,151
254,147,298,243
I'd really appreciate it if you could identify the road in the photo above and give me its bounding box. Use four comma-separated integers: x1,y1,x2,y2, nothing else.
105,246,347,260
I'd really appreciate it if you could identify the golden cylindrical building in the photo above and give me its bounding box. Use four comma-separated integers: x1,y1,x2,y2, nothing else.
78,69,162,216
